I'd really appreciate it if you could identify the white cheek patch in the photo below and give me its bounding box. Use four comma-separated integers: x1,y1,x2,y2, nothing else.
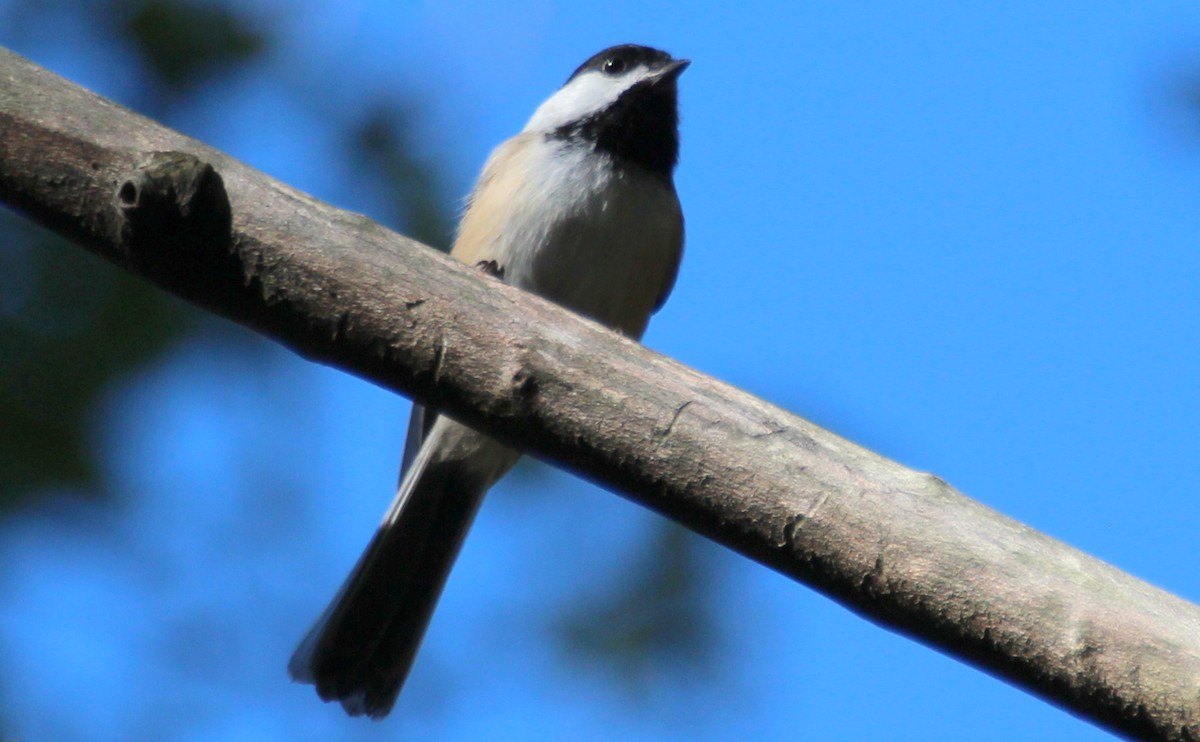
524,67,653,133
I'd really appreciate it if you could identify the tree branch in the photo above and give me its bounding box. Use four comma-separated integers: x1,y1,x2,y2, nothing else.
1,47,1197,740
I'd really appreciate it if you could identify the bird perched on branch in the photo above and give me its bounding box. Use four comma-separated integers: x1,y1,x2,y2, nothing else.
289,43,689,719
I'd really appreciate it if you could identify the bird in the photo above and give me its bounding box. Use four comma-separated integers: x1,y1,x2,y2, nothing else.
288,43,689,719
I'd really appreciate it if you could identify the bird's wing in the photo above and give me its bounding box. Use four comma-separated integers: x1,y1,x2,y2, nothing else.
652,195,684,313
450,134,533,268
395,136,533,478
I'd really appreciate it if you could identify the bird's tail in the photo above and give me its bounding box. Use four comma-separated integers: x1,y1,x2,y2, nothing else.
289,419,515,719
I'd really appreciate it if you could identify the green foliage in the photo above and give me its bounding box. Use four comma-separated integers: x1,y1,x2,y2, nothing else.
353,104,457,252
0,0,271,506
558,523,718,688
0,221,189,505
121,0,268,91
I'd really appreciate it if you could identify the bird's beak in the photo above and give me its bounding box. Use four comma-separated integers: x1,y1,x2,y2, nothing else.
656,59,691,81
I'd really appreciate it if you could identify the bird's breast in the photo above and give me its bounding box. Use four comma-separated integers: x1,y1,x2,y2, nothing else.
498,146,682,338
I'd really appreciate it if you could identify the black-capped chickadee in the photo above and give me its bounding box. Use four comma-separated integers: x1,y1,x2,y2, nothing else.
289,44,689,719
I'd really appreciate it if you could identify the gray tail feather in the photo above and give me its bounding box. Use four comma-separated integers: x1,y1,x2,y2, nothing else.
288,459,487,719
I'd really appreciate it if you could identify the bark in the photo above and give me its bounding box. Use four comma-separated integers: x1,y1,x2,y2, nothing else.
2,47,1198,740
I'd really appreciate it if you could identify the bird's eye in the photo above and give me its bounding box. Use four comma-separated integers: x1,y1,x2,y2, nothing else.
602,57,626,75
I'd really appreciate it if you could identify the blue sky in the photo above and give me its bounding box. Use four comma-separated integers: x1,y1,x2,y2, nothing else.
5,1,1200,739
